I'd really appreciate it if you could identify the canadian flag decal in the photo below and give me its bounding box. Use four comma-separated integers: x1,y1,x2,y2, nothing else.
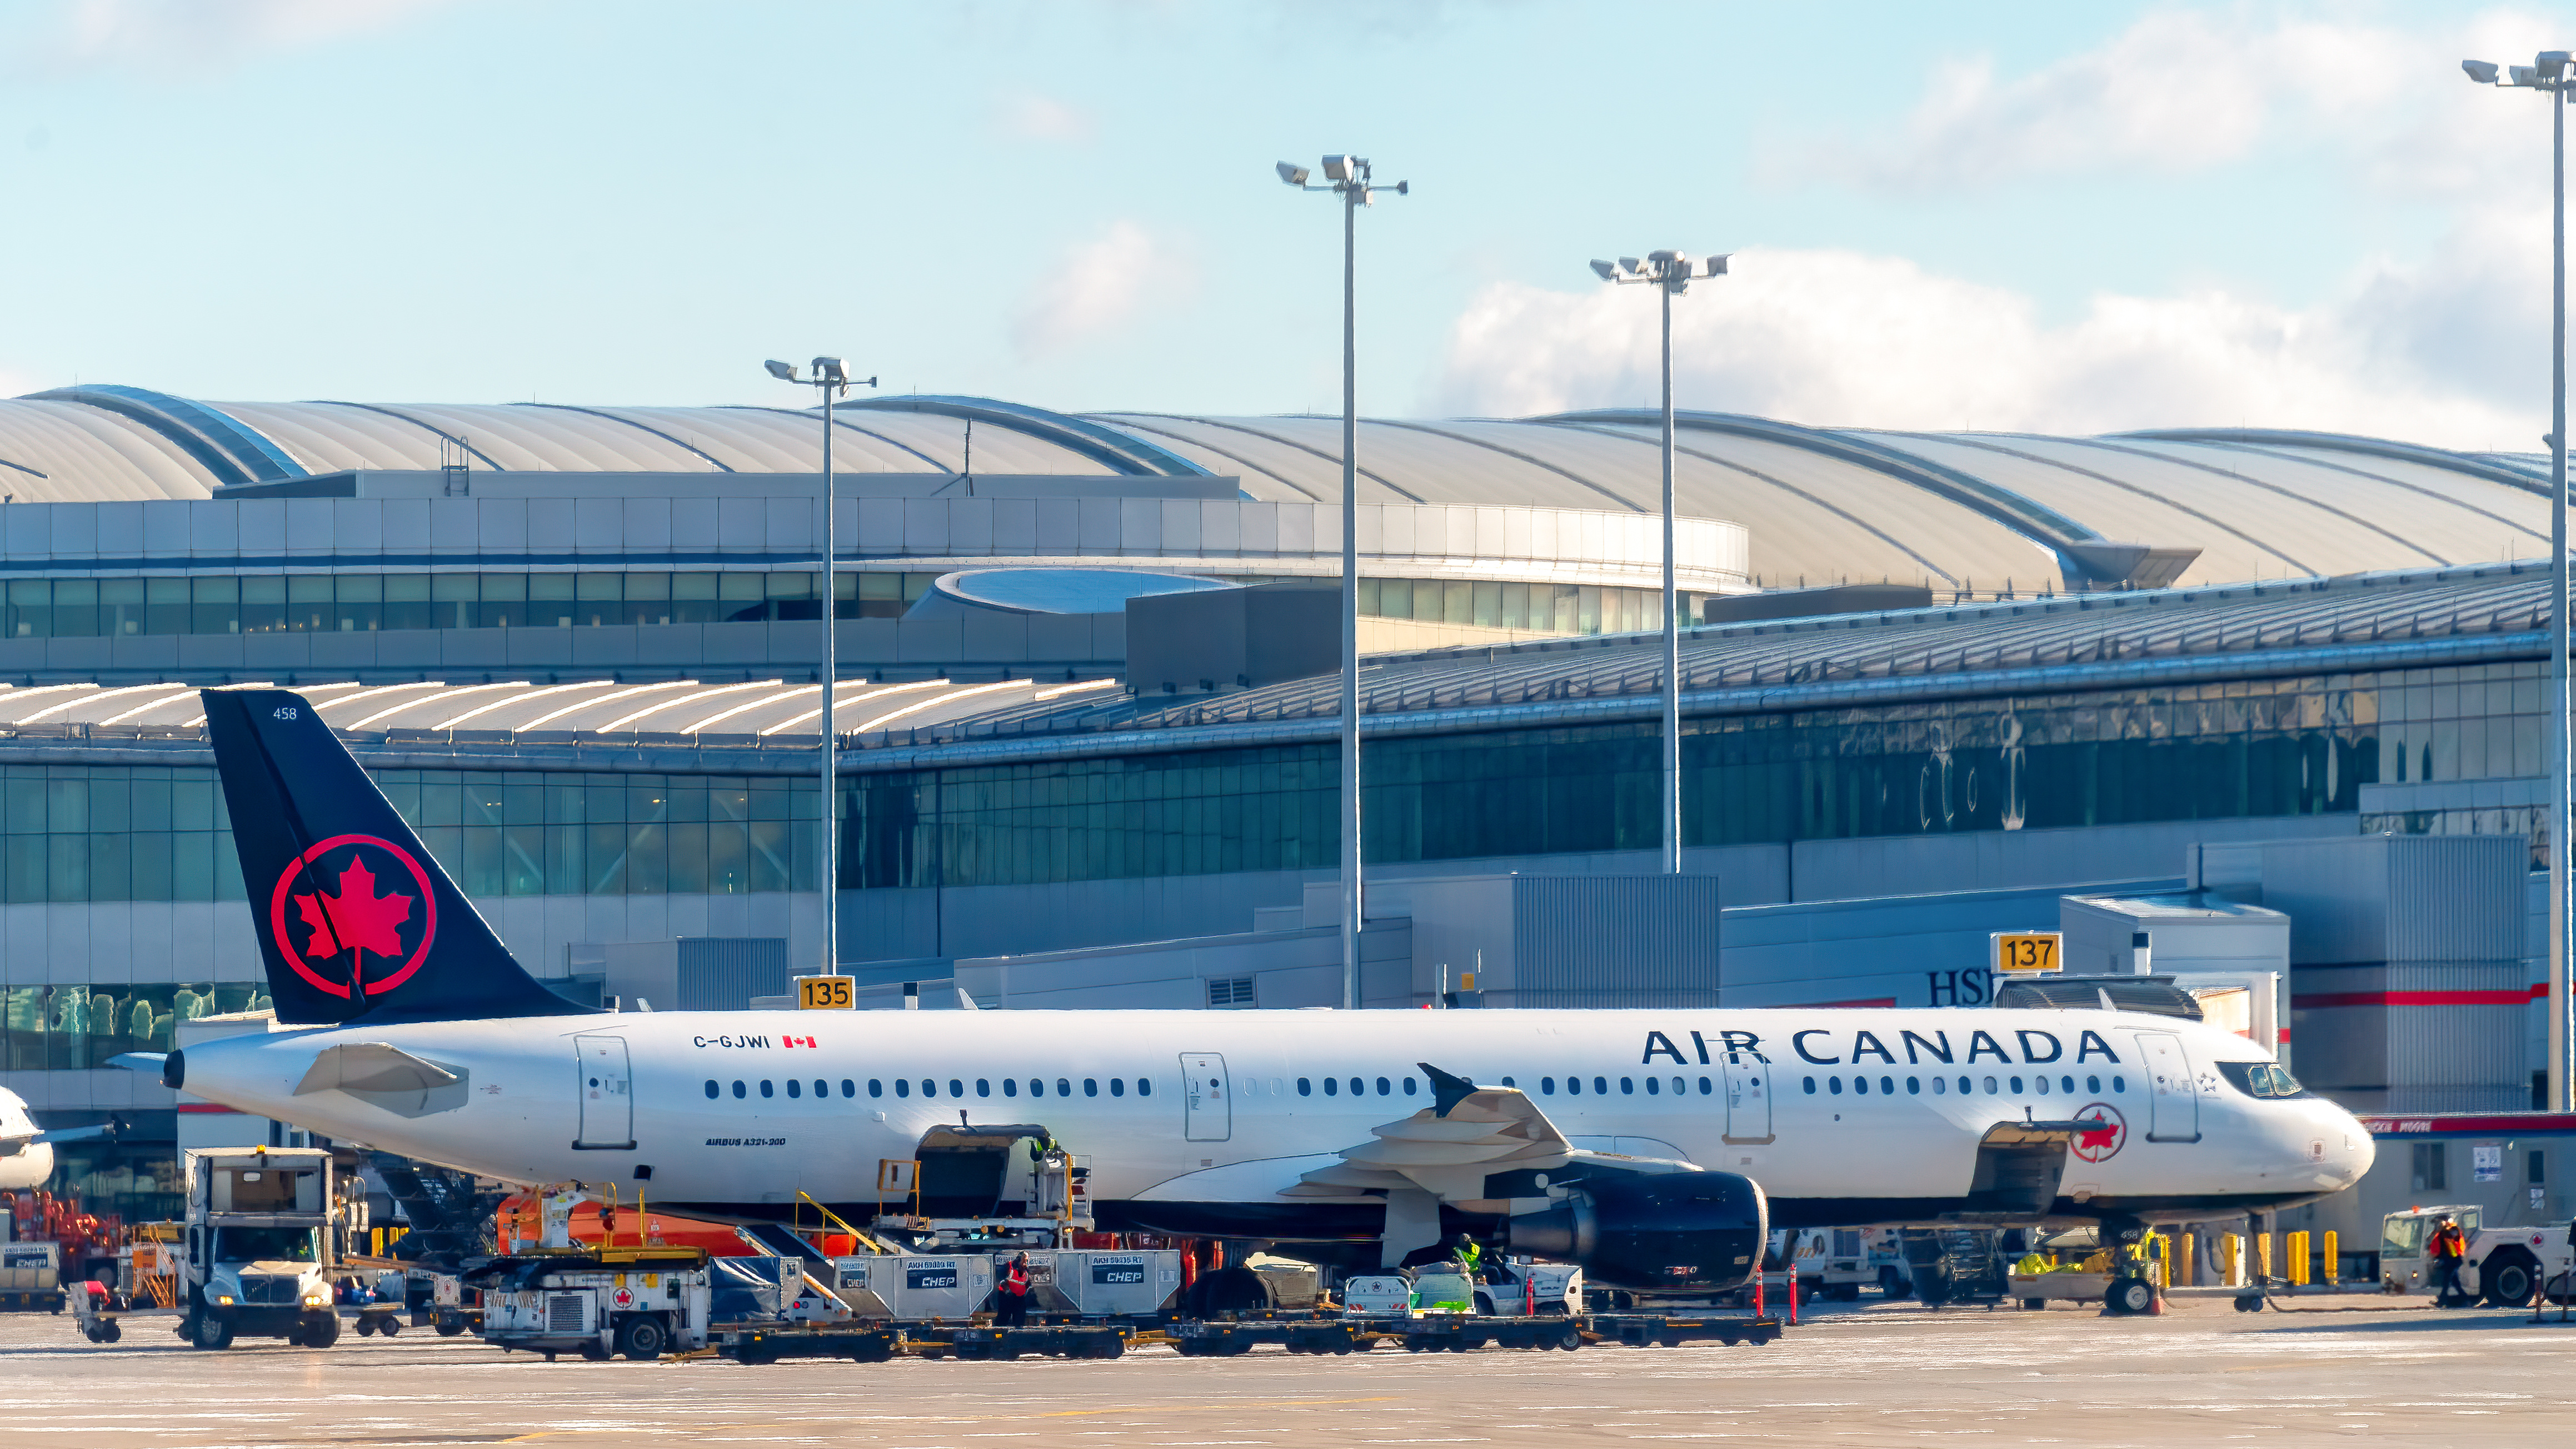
785,1035,818,1049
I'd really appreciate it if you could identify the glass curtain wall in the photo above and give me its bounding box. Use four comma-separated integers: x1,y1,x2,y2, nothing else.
0,573,1685,639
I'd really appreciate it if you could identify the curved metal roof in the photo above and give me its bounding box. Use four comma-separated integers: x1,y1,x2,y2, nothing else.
0,387,2548,593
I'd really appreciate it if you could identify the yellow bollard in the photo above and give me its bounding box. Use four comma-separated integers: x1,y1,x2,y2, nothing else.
2175,1232,2195,1288
2257,1233,2273,1283
2288,1231,2309,1287
2323,1230,2338,1285
2221,1232,2241,1286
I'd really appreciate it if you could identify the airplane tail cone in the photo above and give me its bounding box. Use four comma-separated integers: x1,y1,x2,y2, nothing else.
202,688,598,1025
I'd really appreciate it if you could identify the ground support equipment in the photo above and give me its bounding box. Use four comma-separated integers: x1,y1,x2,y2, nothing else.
1171,1316,1375,1356
716,1321,901,1365
940,1323,1132,1360
1389,1314,1585,1352
1586,1313,1783,1347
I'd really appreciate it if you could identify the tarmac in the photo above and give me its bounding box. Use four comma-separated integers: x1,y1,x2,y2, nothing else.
3,1295,2572,1449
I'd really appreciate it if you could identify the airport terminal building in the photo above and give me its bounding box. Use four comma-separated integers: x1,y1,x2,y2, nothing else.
0,384,2564,1232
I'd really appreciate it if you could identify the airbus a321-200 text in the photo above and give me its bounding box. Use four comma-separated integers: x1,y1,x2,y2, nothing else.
129,688,2372,1293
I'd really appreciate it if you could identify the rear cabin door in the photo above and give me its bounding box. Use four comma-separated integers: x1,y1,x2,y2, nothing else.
2135,1031,2200,1143
575,1036,636,1150
1180,1053,1231,1142
1723,1051,1773,1142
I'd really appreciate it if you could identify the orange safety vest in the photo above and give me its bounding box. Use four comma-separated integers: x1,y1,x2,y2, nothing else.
2430,1227,2466,1262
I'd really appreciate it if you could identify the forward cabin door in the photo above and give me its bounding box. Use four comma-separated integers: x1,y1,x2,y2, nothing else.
2135,1031,2200,1143
575,1036,636,1150
1180,1053,1231,1142
1723,1050,1774,1143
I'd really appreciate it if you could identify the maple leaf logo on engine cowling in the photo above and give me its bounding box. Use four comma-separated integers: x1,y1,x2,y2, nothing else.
266,835,440,1001
294,857,412,962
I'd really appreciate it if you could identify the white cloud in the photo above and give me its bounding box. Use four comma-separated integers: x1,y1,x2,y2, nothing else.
1774,7,2493,195
1431,224,2547,451
993,91,1097,144
1010,221,1194,361
9,0,452,78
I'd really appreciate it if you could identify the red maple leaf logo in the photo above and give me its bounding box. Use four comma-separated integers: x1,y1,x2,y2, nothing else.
294,858,413,966
2076,1118,2119,1153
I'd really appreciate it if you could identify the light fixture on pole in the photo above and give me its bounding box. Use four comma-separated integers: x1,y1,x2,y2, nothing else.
765,356,877,978
2464,49,2573,1112
1587,250,1729,875
1279,153,1407,1009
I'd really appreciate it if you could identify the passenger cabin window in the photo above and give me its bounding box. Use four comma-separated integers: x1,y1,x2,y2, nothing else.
1349,1077,1363,1096
1056,1078,1072,1097
732,1080,746,1099
1376,1077,1390,1096
2009,1076,2024,1093
1698,1076,1713,1095
760,1080,774,1098
1402,1077,1417,1095
1619,1077,1634,1095
895,1080,911,1098
976,1079,991,1097
1324,1077,1339,1096
787,1080,801,1098
1803,1077,1816,1095
703,1080,717,1100
1542,1077,1557,1095
1030,1079,1045,1097
868,1080,882,1098
1593,1076,1608,1095
1828,1077,1843,1095
1005,1079,1019,1097
1646,1077,1661,1096
1084,1079,1099,1097
1567,1077,1582,1096
950,1079,963,1098
1111,1078,1126,1097
1137,1078,1151,1097
1297,1078,1312,1096
841,1080,855,1098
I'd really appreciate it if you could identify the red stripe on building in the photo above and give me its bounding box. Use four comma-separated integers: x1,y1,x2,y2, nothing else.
2290,990,2530,1008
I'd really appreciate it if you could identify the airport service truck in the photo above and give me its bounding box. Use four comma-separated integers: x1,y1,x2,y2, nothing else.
75,1146,369,1348
2384,1206,2575,1307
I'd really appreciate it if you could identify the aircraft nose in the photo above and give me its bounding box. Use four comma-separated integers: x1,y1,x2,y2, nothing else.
2303,1107,2375,1190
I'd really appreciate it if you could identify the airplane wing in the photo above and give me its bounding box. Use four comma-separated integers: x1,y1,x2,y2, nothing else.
1281,1062,1579,1203
294,1042,461,1096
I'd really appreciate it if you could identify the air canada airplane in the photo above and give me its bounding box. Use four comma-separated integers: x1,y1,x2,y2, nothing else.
1,1088,56,1193
139,689,2373,1292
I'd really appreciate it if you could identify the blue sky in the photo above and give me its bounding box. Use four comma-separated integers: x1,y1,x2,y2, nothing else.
0,1,2556,445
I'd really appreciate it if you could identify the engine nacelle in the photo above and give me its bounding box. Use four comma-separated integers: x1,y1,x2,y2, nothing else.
1504,1170,1767,1292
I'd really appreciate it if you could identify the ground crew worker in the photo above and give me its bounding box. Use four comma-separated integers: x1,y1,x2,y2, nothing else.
2427,1215,2468,1307
995,1252,1034,1327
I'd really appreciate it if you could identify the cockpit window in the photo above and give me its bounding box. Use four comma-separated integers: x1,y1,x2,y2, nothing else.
2214,1060,2307,1099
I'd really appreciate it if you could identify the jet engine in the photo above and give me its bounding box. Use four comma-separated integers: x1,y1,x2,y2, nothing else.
1504,1169,1766,1292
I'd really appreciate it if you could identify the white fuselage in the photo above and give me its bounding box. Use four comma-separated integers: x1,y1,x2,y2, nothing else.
175,1006,2372,1233
0,1088,54,1193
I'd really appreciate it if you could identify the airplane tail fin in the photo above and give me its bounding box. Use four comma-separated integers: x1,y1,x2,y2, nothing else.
203,687,598,1025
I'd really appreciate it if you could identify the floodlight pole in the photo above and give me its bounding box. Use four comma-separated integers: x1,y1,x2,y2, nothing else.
2533,54,2568,1118
1589,251,1728,876
2468,52,2575,1112
766,358,877,979
1280,155,1406,1009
